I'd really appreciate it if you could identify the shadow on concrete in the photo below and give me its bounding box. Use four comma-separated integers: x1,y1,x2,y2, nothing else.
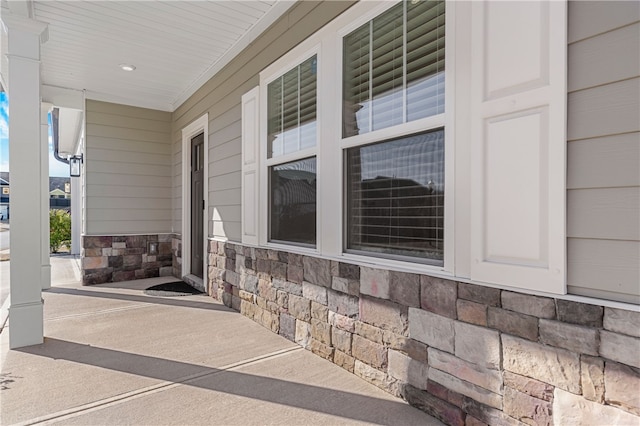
45,287,230,313
18,338,427,425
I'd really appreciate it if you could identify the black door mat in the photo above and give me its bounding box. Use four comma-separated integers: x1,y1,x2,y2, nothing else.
144,281,204,297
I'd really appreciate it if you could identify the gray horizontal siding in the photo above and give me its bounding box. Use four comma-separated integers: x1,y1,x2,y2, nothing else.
567,239,640,304
171,0,356,241
567,2,640,303
567,77,639,141
567,133,640,189
85,100,172,235
567,188,640,241
568,0,639,43
568,23,639,92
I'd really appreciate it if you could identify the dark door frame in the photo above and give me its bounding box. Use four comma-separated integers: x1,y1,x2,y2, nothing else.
180,115,208,288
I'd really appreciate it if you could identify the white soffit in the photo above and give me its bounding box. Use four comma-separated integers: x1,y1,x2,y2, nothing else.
33,1,294,112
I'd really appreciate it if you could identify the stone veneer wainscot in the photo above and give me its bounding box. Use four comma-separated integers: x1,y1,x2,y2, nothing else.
208,241,640,426
82,234,175,284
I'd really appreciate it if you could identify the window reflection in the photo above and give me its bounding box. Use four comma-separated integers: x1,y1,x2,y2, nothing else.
270,157,317,246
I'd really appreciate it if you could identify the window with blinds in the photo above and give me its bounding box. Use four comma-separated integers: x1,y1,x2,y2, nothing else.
268,55,317,158
342,0,445,138
346,129,444,264
267,55,318,246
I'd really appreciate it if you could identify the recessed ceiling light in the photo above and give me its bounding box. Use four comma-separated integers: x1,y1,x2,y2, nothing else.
119,64,136,72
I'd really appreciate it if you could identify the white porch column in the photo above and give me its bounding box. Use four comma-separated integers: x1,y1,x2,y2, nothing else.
41,103,51,290
2,14,48,348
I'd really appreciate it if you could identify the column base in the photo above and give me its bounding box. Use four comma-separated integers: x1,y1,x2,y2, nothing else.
9,300,44,349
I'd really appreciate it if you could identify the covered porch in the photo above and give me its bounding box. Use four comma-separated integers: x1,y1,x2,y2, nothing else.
2,1,639,425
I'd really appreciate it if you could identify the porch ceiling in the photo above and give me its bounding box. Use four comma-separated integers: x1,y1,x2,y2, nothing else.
30,0,293,112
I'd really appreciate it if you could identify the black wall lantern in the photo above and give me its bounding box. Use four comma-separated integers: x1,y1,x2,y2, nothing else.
69,155,83,177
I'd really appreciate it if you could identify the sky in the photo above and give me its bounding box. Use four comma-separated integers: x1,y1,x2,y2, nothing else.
0,92,70,178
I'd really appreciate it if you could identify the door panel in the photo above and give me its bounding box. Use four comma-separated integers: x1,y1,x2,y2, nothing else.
191,133,204,278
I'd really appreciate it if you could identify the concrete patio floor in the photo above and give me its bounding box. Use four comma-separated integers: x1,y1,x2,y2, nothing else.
0,257,442,425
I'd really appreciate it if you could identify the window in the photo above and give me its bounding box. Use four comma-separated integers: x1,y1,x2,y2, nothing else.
266,55,318,246
257,0,446,258
346,129,444,264
343,0,446,264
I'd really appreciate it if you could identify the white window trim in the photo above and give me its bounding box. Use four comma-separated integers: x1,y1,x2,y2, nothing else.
181,113,209,289
335,0,455,275
259,44,322,252
338,2,454,271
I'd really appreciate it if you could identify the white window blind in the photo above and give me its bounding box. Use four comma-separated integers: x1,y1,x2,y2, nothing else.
346,129,445,264
267,55,317,158
342,0,445,138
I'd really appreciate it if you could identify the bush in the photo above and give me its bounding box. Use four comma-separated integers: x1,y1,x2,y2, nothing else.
50,209,71,253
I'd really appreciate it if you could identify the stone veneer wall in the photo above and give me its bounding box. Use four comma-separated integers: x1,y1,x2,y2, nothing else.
208,241,640,426
82,235,175,284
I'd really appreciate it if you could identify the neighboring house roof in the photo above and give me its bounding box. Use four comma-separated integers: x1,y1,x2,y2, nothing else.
0,173,70,191
49,188,66,196
49,177,70,192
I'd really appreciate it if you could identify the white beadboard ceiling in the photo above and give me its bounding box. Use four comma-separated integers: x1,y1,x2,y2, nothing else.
31,0,294,112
